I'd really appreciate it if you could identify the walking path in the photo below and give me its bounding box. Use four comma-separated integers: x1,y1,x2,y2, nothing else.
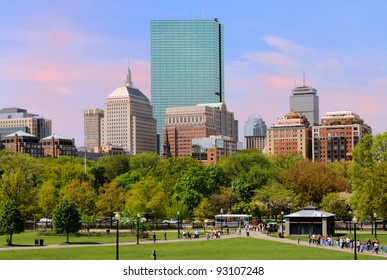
245,229,387,258
1,229,386,259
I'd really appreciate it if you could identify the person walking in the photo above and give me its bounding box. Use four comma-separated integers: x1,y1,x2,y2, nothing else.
164,232,167,241
153,233,156,243
151,250,156,260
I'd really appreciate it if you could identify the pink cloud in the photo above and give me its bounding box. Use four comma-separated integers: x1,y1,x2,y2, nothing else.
47,30,73,44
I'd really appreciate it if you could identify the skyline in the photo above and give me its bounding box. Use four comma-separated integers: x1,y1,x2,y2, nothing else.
1,0,386,145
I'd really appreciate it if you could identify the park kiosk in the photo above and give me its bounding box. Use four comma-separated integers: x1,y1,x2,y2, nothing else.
284,206,335,236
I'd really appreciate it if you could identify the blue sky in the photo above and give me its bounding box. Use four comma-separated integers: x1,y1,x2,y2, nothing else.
1,0,386,145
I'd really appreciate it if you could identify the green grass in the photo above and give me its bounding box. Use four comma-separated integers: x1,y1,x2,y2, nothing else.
0,230,171,247
0,234,385,260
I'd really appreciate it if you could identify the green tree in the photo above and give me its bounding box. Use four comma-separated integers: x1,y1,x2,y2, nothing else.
0,200,24,245
96,182,126,219
351,133,387,220
60,179,97,215
129,153,160,178
279,161,348,205
88,164,108,190
320,192,351,221
40,160,93,188
37,180,58,222
125,177,169,219
52,200,82,243
219,149,272,181
97,154,130,182
82,213,97,237
205,164,228,194
209,187,236,214
254,181,299,219
192,198,214,221
231,179,254,202
0,152,41,217
268,153,307,172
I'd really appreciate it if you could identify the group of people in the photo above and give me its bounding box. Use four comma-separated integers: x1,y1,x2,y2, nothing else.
307,234,387,255
182,230,200,239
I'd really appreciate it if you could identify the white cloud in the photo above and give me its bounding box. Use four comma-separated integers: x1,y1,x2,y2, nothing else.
261,35,311,52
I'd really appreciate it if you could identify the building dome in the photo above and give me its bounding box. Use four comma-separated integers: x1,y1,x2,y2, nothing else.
244,113,267,137
107,67,149,102
108,86,149,102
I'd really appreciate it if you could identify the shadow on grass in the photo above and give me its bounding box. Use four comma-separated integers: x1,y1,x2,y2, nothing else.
5,244,40,247
59,242,101,245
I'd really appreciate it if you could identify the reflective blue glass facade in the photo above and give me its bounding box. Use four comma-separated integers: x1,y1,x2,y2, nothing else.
151,19,224,154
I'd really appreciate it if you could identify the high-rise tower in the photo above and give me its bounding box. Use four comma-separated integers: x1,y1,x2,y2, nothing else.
102,68,157,154
151,19,224,154
84,108,104,152
290,85,319,126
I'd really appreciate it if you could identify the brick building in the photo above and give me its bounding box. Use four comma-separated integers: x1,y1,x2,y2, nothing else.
163,103,238,157
40,134,77,157
1,131,44,158
312,111,372,162
265,111,312,159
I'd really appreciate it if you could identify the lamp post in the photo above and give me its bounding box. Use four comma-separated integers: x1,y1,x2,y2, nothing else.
248,209,251,225
177,211,180,239
220,208,223,234
281,211,284,238
352,216,357,260
374,213,377,239
136,213,140,245
115,212,121,260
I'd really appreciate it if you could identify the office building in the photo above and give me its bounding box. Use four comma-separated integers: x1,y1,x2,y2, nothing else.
312,111,372,162
101,68,157,154
163,103,237,157
290,85,319,126
0,108,51,139
84,108,104,152
265,111,312,159
151,19,224,154
244,113,267,151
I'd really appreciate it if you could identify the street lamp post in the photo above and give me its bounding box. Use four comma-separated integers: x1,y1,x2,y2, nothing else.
352,216,357,260
220,208,223,234
281,211,284,238
136,213,140,245
115,212,121,260
374,213,377,239
177,211,180,239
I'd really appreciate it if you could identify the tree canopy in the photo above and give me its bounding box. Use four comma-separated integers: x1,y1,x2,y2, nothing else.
52,199,82,243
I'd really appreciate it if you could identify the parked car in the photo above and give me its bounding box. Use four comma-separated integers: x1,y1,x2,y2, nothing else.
162,219,177,224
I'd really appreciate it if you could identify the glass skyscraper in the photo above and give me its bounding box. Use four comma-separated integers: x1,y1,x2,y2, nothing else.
151,19,224,154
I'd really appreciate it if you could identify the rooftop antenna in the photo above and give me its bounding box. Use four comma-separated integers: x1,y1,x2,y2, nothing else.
303,72,306,87
202,8,204,19
126,55,133,88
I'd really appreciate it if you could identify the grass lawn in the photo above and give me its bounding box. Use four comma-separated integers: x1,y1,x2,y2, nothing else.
0,230,170,247
0,233,385,260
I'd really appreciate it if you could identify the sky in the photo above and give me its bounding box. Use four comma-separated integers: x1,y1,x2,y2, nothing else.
1,0,386,146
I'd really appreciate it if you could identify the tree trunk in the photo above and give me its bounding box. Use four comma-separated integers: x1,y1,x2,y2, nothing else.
8,233,13,245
